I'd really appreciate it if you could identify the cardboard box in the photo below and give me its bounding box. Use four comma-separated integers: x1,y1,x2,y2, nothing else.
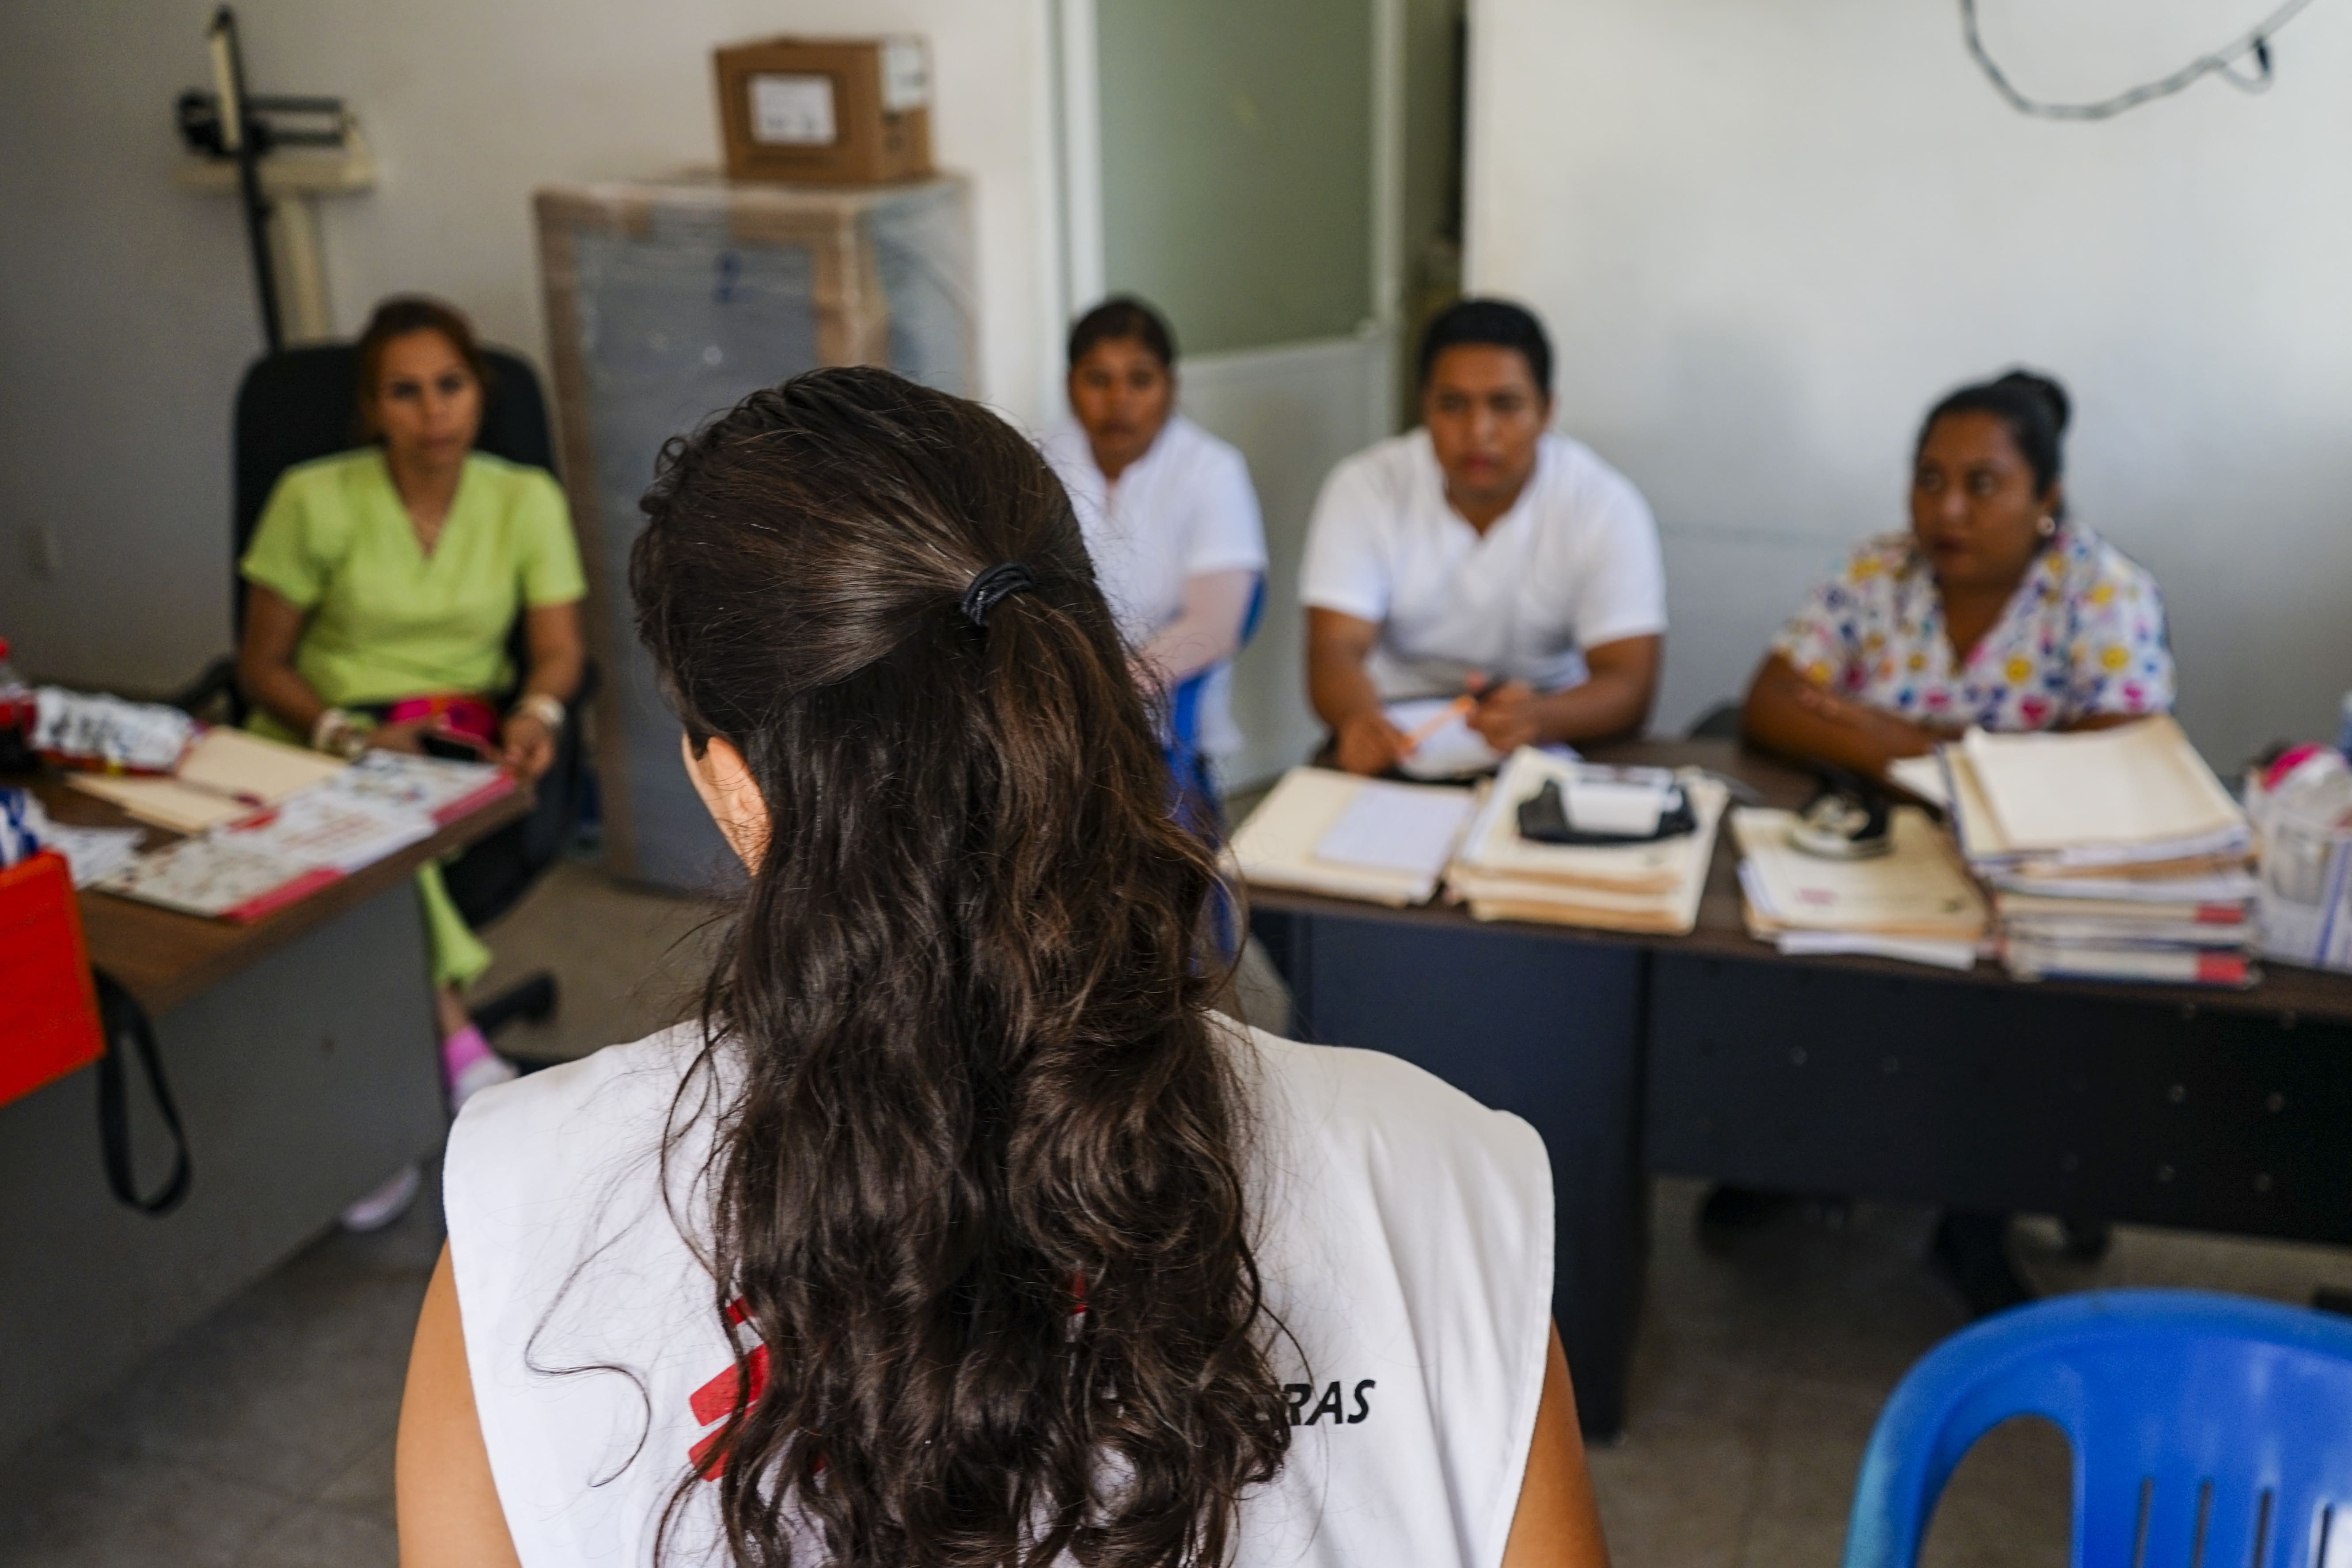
714,35,933,185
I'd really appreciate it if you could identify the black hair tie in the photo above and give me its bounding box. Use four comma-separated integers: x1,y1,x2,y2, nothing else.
960,562,1037,629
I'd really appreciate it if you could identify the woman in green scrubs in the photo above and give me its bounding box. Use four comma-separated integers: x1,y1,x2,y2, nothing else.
236,297,585,1191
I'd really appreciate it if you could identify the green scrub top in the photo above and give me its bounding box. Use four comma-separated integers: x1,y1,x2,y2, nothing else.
239,448,587,710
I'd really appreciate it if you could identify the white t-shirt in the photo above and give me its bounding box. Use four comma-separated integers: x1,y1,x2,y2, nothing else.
445,1019,1554,1568
1300,429,1666,701
1042,413,1267,759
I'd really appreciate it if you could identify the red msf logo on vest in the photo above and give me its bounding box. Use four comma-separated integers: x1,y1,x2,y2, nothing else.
687,1280,1092,1479
687,1300,767,1479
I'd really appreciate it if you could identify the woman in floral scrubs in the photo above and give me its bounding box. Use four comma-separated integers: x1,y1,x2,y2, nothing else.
1734,369,2174,1317
1743,370,2173,775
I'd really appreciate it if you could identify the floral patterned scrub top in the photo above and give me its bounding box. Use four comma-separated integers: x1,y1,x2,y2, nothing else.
1768,522,2174,730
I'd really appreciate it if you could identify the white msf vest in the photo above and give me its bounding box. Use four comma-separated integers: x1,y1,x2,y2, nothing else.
444,1020,1554,1567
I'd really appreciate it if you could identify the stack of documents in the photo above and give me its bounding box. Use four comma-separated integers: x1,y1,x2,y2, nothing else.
1445,750,1727,934
1941,718,2256,987
1731,806,1988,970
1227,768,1479,907
94,751,512,922
68,727,348,832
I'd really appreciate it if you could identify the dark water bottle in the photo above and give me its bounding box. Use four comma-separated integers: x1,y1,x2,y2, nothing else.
0,638,35,773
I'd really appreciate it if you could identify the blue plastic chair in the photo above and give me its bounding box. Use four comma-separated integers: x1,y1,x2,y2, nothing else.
1842,1290,2352,1568
1164,573,1267,839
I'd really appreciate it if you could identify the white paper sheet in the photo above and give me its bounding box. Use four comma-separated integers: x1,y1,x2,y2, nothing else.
327,752,511,823
1229,768,1470,906
1885,754,1951,809
1313,781,1475,877
1732,807,1988,939
750,73,836,144
38,823,143,888
94,835,326,920
1960,718,2241,851
1991,870,2260,904
212,790,433,874
1773,930,1980,971
1385,698,1503,780
1564,778,1669,837
9,795,144,888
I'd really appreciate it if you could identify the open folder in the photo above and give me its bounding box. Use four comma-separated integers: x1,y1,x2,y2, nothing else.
1942,718,2248,868
68,728,349,833
1227,769,1477,907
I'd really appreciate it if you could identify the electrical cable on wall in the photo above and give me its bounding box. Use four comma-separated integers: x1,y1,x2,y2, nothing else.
1961,0,2325,120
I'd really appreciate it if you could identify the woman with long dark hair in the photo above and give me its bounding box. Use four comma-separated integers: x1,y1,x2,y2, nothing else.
396,368,1608,1567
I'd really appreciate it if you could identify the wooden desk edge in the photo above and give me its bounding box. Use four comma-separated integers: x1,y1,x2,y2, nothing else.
74,788,534,1016
1240,738,2352,1029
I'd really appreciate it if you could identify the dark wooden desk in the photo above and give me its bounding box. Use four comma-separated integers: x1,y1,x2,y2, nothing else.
0,771,528,1457
29,771,530,1014
1246,740,2352,1439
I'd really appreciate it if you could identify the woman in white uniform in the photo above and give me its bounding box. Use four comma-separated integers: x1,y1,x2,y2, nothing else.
397,369,1610,1568
1042,297,1266,826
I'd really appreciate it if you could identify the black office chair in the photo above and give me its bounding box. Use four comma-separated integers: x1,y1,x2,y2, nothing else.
175,342,590,1041
1685,699,1745,740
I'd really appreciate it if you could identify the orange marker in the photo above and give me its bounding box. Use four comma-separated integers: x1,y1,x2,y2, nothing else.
1402,694,1477,753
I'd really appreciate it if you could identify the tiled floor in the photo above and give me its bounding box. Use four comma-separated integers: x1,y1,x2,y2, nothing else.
7,862,2350,1566
0,1165,440,1567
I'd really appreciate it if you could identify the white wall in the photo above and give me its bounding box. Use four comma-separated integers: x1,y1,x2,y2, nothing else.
1187,335,1398,788
0,0,1062,692
1468,0,2352,767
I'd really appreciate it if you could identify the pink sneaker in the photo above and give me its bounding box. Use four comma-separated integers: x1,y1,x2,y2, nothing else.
442,1024,517,1111
339,1163,421,1232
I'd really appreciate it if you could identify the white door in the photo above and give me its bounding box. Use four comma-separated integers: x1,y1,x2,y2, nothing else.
1057,0,1407,789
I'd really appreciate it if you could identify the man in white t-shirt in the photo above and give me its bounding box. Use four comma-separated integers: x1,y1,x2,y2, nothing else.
1041,297,1267,788
1301,299,1665,775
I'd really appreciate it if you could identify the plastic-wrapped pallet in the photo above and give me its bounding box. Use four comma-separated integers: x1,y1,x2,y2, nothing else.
535,174,975,888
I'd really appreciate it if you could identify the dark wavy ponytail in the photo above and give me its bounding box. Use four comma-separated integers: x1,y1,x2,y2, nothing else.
628,368,1288,1567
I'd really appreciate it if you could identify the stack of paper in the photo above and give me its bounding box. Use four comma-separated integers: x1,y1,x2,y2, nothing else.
93,750,514,922
1732,806,1988,970
4,793,144,888
1941,718,2257,987
1228,768,1478,907
1445,749,1727,934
